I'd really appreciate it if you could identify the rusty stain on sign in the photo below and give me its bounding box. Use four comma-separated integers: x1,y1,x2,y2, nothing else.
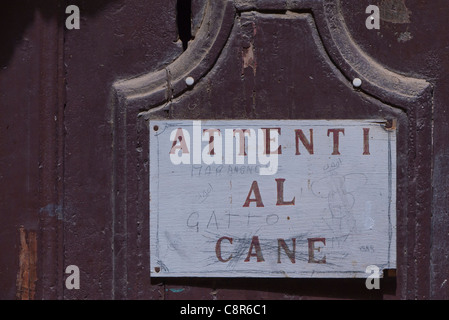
149,120,396,278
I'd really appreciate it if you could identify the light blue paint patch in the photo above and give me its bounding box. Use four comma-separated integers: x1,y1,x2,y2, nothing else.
169,288,185,293
40,203,63,220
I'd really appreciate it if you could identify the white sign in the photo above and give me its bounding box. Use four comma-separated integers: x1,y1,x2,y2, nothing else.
149,120,396,278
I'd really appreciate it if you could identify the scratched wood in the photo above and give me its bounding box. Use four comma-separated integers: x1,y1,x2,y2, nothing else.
149,120,396,278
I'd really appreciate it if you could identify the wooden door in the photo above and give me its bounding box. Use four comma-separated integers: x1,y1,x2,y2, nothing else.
1,0,448,300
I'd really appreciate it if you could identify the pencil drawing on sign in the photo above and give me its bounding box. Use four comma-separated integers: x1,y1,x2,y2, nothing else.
311,166,368,242
149,120,396,278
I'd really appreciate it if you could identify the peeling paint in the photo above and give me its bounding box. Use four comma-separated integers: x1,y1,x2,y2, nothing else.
168,288,185,293
16,227,37,300
242,42,257,75
397,31,413,43
380,0,411,24
40,203,63,220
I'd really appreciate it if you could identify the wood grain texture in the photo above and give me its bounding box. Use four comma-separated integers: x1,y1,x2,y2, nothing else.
114,2,425,298
3,0,446,300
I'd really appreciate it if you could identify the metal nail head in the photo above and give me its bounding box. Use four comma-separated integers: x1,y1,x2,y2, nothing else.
353,78,362,88
185,77,195,86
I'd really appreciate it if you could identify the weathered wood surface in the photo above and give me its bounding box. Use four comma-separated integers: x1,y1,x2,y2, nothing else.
2,0,448,300
150,120,396,278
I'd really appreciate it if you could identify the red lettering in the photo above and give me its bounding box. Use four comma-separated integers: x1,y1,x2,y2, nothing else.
308,238,326,264
277,238,296,263
170,128,190,155
244,236,265,262
261,128,281,155
233,129,250,156
327,129,345,155
275,178,295,206
216,237,233,262
295,129,314,155
243,181,264,207
203,129,221,155
363,128,370,155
